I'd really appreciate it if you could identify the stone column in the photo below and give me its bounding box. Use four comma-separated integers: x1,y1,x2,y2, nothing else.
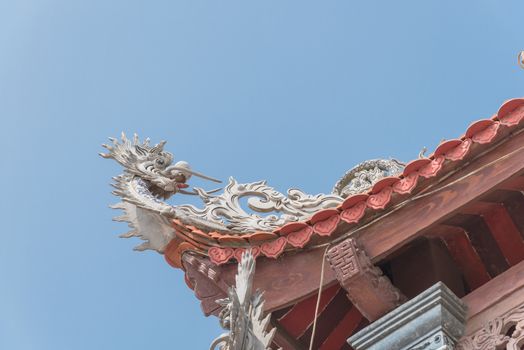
348,282,467,350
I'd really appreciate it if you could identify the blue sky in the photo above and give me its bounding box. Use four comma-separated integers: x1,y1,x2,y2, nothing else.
0,1,522,349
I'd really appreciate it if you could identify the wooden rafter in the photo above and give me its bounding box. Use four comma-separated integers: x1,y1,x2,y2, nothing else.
436,225,490,291
318,306,363,350
270,319,306,350
278,284,340,339
460,201,524,266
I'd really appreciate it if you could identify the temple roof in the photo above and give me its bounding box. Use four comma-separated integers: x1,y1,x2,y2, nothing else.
167,98,524,266
102,97,524,349
102,97,524,268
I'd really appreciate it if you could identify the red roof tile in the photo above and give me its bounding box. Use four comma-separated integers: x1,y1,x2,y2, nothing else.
196,98,524,265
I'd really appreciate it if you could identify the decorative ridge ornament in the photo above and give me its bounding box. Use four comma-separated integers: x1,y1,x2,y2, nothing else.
101,133,359,251
519,51,524,69
179,178,343,232
332,159,405,197
101,98,524,262
209,250,278,350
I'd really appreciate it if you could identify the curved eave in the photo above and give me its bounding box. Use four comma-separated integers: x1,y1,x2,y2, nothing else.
165,98,524,266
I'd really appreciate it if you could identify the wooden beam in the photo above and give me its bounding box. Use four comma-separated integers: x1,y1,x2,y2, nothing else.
207,131,524,315
218,247,337,312
319,306,363,350
326,238,406,321
503,192,524,240
271,319,306,350
445,214,509,278
389,237,466,298
463,259,524,335
298,288,353,349
435,225,490,291
359,130,524,262
278,284,340,338
497,174,524,191
461,201,524,266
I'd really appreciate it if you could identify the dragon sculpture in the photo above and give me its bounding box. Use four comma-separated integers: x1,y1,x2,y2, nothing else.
101,133,404,255
101,134,404,348
209,250,278,350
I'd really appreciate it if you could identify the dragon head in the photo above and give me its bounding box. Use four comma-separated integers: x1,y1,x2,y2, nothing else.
100,132,221,199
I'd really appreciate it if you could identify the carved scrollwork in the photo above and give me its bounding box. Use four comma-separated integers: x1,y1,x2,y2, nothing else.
457,303,524,350
177,178,343,233
332,159,405,198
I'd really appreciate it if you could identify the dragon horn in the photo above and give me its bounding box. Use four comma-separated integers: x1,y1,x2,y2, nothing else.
150,140,167,154
167,166,222,183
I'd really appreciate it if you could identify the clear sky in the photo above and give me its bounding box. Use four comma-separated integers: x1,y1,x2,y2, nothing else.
0,1,522,349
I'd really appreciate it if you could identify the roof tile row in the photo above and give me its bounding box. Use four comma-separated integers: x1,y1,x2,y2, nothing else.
169,98,524,266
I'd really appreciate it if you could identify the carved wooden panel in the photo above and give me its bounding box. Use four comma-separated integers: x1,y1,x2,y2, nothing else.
327,238,406,321
328,239,362,280
457,303,524,350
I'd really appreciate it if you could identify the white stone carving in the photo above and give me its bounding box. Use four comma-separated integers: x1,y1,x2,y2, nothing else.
210,250,278,350
101,134,404,251
178,177,343,232
332,159,404,197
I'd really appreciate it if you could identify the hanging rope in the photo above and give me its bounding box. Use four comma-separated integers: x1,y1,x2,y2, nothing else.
308,245,330,350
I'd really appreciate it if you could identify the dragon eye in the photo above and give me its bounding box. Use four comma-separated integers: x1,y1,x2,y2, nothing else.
156,159,165,165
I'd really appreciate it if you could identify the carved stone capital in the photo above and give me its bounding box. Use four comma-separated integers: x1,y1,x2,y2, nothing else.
327,238,406,321
457,303,524,350
348,282,467,350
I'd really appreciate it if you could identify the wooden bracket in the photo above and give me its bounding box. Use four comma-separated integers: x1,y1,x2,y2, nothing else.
326,238,406,321
182,254,228,317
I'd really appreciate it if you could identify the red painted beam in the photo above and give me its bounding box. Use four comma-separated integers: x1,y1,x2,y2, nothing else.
319,306,363,350
299,289,354,349
278,284,340,339
461,202,524,266
360,131,524,262
271,319,306,350
462,260,524,335
498,175,524,191
435,225,491,290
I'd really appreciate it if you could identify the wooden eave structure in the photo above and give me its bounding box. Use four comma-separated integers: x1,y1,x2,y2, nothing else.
169,98,524,349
